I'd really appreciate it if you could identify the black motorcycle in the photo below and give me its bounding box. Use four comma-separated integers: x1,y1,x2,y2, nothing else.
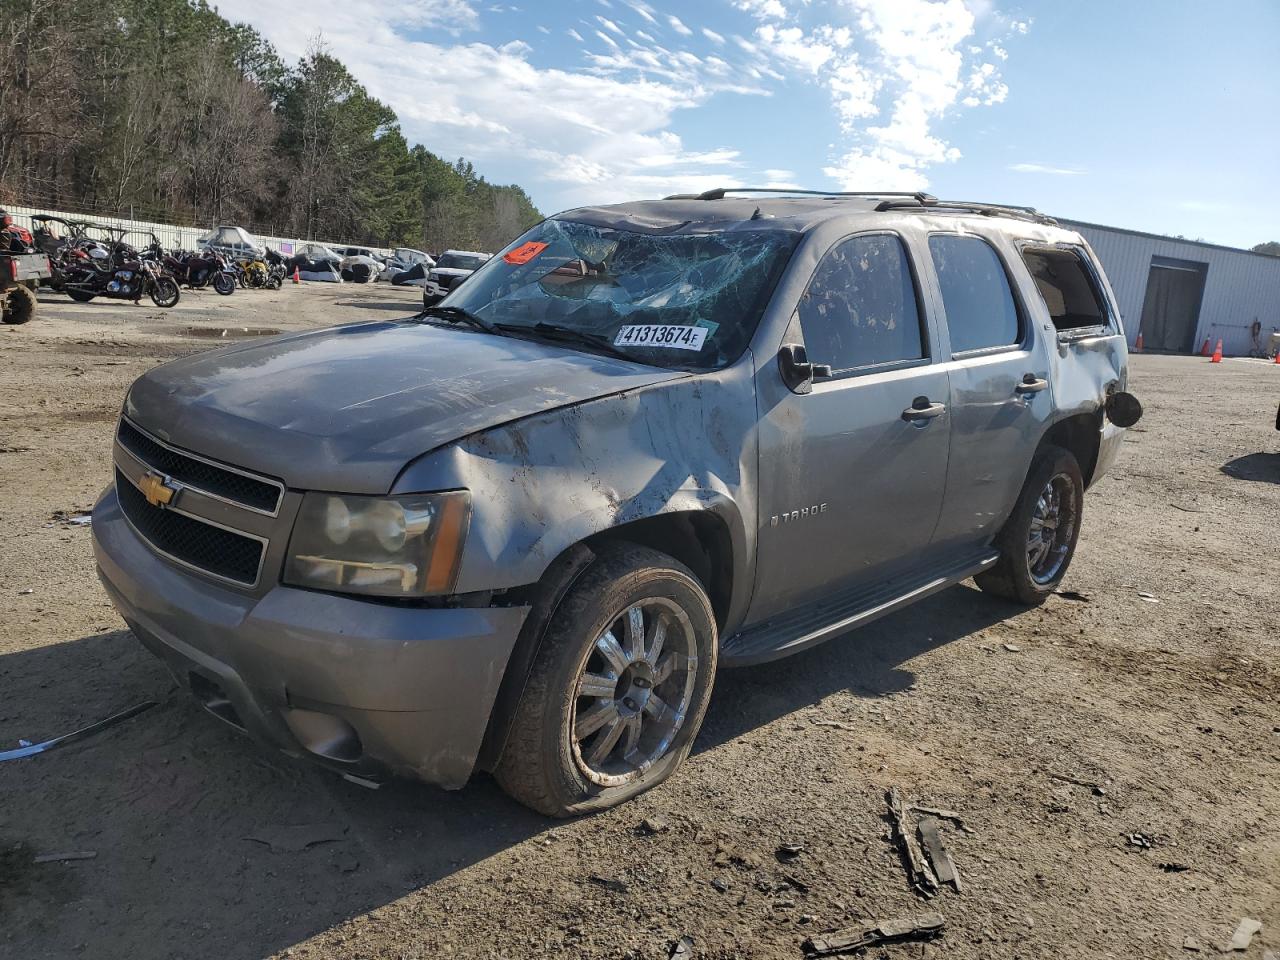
59,230,180,307
163,247,236,295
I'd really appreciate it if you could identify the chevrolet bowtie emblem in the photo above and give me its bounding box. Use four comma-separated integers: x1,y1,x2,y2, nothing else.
139,471,177,508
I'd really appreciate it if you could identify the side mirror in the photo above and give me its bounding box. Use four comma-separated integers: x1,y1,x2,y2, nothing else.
778,343,831,394
1105,390,1143,428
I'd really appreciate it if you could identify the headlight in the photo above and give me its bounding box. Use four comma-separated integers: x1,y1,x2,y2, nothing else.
284,491,470,597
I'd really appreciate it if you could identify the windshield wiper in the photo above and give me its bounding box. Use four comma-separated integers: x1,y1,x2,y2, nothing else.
495,322,638,363
414,305,499,335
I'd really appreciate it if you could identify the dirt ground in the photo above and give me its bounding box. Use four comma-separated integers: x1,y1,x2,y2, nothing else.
1,282,1277,960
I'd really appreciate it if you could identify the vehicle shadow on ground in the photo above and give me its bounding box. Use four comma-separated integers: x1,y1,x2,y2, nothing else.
335,296,423,311
0,629,549,960
699,582,1018,752
1221,451,1280,484
0,583,1013,959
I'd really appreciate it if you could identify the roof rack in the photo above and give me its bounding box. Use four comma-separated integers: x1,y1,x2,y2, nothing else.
874,195,1058,226
663,187,938,203
659,187,1057,226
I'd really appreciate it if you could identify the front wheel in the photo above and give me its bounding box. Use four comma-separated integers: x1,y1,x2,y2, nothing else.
213,272,235,295
149,277,180,308
494,543,718,817
976,445,1084,604
2,283,37,324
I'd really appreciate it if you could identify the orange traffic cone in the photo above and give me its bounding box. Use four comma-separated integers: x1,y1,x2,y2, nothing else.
292,265,301,284
1134,330,1143,352
1210,339,1223,363
1273,350,1279,365
1199,337,1211,357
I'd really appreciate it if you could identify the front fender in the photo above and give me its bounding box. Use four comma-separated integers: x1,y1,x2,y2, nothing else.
393,360,758,624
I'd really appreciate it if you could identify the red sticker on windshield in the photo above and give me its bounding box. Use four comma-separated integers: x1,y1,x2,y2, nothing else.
503,241,548,265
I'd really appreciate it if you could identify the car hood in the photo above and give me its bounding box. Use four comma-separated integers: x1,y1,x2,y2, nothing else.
124,320,686,494
430,267,473,278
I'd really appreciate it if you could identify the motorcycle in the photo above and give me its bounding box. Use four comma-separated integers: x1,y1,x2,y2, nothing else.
163,247,236,295
58,229,180,307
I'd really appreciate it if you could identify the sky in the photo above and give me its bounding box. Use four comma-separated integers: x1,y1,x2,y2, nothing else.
213,0,1280,249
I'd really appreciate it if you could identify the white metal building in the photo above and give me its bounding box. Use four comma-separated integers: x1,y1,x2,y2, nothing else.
1063,219,1280,357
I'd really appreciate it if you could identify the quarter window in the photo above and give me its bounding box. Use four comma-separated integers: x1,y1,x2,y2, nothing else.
797,234,925,372
928,235,1020,353
1021,247,1109,331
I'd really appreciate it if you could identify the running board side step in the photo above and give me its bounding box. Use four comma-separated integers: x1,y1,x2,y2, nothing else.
720,551,999,667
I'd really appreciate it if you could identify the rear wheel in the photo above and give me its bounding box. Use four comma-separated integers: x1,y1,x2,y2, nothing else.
976,445,1084,604
2,283,37,324
149,277,180,308
494,543,718,817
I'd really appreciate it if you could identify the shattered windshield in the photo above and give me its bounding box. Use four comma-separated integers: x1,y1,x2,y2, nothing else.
438,253,488,270
443,219,799,369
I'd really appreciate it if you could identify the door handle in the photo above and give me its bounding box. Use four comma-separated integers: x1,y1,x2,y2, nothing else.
902,398,946,422
1015,374,1048,395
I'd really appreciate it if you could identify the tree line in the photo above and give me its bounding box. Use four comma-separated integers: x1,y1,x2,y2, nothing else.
0,0,543,251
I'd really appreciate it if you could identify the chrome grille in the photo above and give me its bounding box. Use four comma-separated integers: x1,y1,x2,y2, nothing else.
117,419,282,515
115,468,264,585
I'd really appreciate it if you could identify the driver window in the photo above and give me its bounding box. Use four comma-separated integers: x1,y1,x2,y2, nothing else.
796,234,925,373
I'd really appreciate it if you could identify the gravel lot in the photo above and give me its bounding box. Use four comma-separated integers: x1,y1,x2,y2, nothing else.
1,283,1277,960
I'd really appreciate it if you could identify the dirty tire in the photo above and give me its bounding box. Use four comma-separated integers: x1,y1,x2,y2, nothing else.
67,289,95,303
494,543,718,817
976,444,1084,605
149,277,180,308
213,272,235,295
2,283,37,324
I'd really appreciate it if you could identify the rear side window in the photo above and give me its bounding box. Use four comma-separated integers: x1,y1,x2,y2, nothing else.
928,235,1020,353
1021,247,1109,331
797,234,925,372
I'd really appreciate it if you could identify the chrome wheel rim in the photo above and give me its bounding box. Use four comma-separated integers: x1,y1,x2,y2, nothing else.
571,598,698,787
1027,472,1077,584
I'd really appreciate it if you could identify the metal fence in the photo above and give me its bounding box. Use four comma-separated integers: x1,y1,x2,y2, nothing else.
4,201,389,258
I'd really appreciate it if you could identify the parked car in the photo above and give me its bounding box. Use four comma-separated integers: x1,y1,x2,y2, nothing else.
380,247,434,282
422,249,490,305
92,190,1141,816
199,225,265,260
294,241,342,264
338,248,382,283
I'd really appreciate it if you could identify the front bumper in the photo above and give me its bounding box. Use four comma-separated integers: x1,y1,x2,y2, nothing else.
423,280,447,300
92,487,529,788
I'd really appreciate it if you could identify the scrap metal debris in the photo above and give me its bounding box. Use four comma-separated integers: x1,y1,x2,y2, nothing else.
669,935,694,959
0,700,157,762
917,818,961,892
886,788,938,897
909,804,969,832
1049,772,1107,796
33,850,97,863
803,912,945,957
776,842,805,863
244,824,346,854
810,718,857,731
1223,918,1262,952
1054,589,1091,602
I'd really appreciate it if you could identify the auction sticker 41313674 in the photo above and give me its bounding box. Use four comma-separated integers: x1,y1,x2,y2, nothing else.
613,324,708,350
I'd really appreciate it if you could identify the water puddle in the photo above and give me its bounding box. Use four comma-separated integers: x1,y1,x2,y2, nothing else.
180,326,281,339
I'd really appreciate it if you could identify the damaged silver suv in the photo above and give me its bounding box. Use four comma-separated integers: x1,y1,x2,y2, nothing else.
93,190,1141,816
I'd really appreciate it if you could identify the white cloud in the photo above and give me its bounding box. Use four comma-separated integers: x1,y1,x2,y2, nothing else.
734,0,788,18
1009,163,1085,176
536,24,550,34
207,0,1027,211
626,1,659,25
